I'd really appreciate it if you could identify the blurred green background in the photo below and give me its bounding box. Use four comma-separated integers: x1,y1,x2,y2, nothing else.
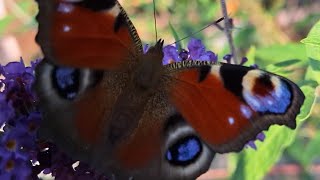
1,0,319,179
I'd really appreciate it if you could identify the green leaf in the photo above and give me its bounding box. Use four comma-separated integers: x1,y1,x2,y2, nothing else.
272,59,302,67
287,124,320,167
255,44,308,68
0,16,14,35
230,154,246,180
169,21,182,51
305,59,320,84
309,58,320,71
301,20,320,60
264,59,306,83
243,46,256,66
286,135,306,165
229,86,316,180
302,131,320,166
297,86,317,121
301,20,320,84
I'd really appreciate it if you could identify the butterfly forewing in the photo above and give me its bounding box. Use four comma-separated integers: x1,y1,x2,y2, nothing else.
35,0,143,69
34,0,145,173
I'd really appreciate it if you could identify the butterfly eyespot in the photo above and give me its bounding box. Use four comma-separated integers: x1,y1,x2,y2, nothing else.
161,114,214,178
52,67,80,100
165,135,202,166
242,71,292,114
35,61,103,103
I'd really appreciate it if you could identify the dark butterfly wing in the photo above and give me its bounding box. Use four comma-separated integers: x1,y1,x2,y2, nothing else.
35,0,142,69
165,61,304,153
107,95,215,180
34,0,144,169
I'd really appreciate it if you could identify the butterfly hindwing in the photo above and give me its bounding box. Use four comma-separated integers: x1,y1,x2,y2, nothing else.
35,0,142,69
166,61,304,153
110,106,215,180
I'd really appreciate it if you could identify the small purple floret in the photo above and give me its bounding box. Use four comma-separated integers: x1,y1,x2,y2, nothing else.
187,38,206,60
240,57,248,65
179,49,189,60
163,45,181,65
223,54,233,63
256,132,266,142
246,141,257,150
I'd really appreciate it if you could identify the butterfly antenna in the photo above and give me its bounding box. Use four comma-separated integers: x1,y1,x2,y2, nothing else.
168,17,225,46
153,0,158,41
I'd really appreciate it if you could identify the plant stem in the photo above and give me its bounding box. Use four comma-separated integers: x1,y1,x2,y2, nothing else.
220,0,238,64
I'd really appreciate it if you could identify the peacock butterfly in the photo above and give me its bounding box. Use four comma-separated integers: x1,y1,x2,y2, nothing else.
33,0,305,179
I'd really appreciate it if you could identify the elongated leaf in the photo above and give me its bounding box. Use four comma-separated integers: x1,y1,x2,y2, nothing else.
301,20,320,84
243,46,256,66
169,21,182,51
255,44,308,67
301,20,320,60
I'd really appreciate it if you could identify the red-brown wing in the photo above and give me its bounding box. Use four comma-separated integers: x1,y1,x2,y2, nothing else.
166,62,304,153
36,0,142,69
109,97,215,180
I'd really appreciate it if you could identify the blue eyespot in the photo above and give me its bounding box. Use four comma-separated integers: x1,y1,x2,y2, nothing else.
243,80,292,114
166,136,202,166
52,67,80,100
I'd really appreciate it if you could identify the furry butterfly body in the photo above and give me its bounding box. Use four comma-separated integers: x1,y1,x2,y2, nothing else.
34,0,305,179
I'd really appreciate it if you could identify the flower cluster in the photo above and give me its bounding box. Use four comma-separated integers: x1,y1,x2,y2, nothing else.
0,59,39,179
144,38,218,65
0,59,105,179
0,38,263,179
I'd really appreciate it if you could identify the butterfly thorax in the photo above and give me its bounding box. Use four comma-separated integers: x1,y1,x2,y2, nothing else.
133,40,165,89
106,40,165,145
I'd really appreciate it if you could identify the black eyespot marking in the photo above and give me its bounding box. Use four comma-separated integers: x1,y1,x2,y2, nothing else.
51,67,80,100
163,113,185,133
114,13,127,33
90,71,104,88
198,65,211,82
165,136,202,166
77,0,116,11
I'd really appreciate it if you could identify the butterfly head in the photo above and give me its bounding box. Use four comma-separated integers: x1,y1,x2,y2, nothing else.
134,39,165,90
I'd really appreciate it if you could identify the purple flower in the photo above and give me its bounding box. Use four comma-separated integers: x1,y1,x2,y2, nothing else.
0,59,104,179
223,54,233,63
244,132,266,150
179,49,189,60
251,64,259,69
143,44,150,53
256,132,266,141
187,38,206,59
162,45,182,65
0,126,29,154
0,60,26,77
240,57,248,65
199,51,218,62
0,94,14,125
20,112,41,136
0,153,31,180
161,38,218,64
246,141,257,150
